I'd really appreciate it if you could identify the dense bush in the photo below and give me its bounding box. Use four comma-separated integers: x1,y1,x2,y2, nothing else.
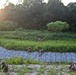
47,21,69,32
0,21,18,31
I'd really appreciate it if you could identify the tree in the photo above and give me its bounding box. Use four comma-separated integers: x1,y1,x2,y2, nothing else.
0,21,18,31
0,0,75,31
28,0,46,29
67,2,76,31
46,0,70,23
47,21,69,32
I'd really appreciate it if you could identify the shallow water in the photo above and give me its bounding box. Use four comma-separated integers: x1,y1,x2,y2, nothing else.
0,47,76,62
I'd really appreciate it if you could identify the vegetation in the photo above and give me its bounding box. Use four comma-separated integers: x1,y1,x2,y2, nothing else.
0,0,76,74
0,21,18,31
0,30,76,52
0,57,73,65
0,58,76,75
47,21,69,32
0,0,76,31
5,57,43,65
0,38,76,52
0,30,76,40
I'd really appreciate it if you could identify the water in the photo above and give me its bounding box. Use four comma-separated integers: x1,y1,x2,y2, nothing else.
0,47,76,62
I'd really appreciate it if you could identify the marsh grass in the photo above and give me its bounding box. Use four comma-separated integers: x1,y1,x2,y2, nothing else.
0,38,76,52
0,30,76,40
0,30,76,52
6,57,24,65
5,57,42,65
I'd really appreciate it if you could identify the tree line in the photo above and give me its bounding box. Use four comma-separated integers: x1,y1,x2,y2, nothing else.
0,0,76,31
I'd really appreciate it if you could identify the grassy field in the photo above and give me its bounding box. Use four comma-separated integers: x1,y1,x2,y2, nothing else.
0,30,76,52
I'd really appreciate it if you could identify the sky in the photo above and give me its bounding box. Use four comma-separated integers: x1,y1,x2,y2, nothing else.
0,0,76,8
44,0,76,5
61,0,76,5
0,0,19,8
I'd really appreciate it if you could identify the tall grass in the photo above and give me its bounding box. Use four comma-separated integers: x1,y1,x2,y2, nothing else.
5,57,41,65
0,38,76,52
0,30,76,52
0,30,76,40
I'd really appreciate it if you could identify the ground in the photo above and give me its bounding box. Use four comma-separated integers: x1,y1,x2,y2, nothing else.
0,64,74,75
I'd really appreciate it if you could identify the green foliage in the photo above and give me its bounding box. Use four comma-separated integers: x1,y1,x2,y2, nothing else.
0,58,75,75
0,21,18,31
0,38,76,52
47,21,69,32
0,0,76,31
4,57,42,65
25,59,40,64
70,71,76,75
6,57,24,65
16,27,23,31
0,30,76,41
0,30,75,52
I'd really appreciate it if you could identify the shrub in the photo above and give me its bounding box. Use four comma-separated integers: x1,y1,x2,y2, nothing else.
47,21,69,32
6,57,24,64
24,58,40,64
4,57,43,65
0,20,18,31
